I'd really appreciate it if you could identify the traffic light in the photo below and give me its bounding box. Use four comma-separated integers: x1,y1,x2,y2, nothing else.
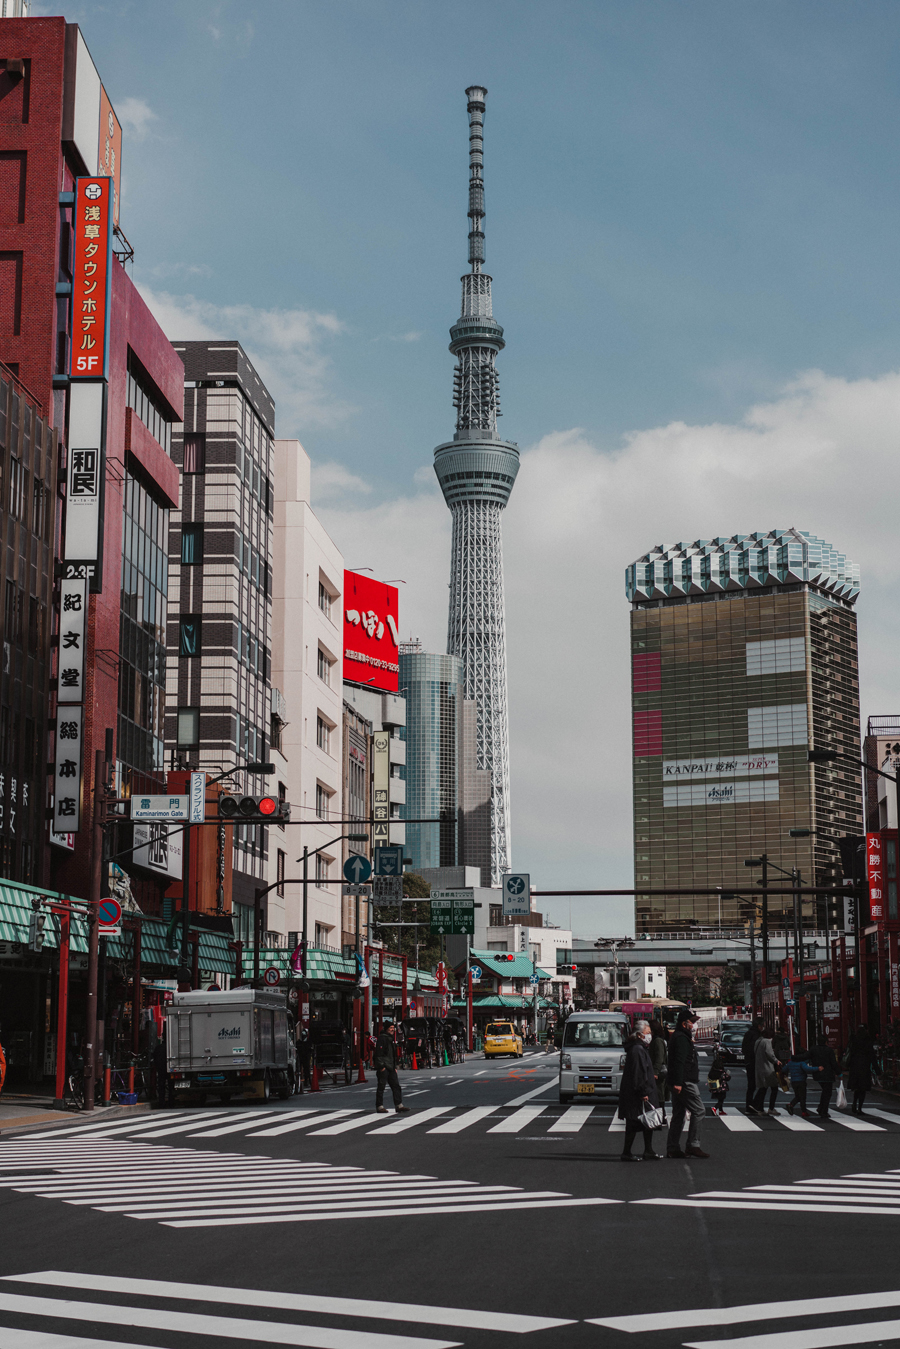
558,964,578,975
495,953,515,962
217,794,289,822
28,909,46,952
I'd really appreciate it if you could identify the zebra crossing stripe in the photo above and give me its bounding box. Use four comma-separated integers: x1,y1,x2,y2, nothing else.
554,1106,593,1132
684,1318,900,1348
247,1111,347,1136
369,1109,452,1134
856,1108,900,1127
588,1286,900,1333
717,1114,760,1132
488,1106,547,1134
117,1113,241,1139
608,1114,625,1131
0,1288,456,1349
5,1269,577,1333
186,1111,291,1137
308,1114,391,1136
772,1112,820,1132
0,1330,147,1348
22,1111,201,1140
829,1112,883,1132
164,1195,619,1228
427,1107,499,1133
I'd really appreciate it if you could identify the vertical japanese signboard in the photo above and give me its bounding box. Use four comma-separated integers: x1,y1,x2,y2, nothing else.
867,832,884,922
56,579,87,704
69,178,113,380
53,707,84,833
97,91,122,227
373,731,390,847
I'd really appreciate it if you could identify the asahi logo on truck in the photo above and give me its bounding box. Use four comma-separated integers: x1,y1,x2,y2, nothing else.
217,1027,242,1039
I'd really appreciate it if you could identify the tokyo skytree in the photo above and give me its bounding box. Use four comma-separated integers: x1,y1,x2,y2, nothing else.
433,85,519,885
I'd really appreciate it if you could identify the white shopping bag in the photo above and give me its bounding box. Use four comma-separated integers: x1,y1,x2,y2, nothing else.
836,1080,847,1110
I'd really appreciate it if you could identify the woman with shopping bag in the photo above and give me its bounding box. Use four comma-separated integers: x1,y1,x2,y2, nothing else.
618,1019,664,1162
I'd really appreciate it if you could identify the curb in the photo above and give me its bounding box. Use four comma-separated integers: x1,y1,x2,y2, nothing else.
0,1102,152,1136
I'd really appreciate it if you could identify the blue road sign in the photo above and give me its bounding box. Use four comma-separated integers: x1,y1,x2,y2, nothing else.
374,845,403,877
530,974,540,985
343,854,372,884
469,965,482,981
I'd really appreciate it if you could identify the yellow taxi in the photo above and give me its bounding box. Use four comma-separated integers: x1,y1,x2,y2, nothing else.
483,1021,524,1058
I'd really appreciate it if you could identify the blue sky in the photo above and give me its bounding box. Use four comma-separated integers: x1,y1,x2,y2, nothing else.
44,1,900,933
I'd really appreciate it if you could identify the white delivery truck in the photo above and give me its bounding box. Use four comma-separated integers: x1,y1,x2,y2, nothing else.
166,987,297,1103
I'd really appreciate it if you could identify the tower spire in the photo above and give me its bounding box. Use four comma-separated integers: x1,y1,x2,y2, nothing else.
433,85,520,885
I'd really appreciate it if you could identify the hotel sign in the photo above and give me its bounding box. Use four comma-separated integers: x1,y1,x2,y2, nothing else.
69,178,113,380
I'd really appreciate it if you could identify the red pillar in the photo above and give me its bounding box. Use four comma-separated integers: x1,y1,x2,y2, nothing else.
54,907,70,1103
467,968,474,1053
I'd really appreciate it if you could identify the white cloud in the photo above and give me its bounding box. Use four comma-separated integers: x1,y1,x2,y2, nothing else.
312,461,373,503
316,366,900,935
137,287,351,432
117,96,158,141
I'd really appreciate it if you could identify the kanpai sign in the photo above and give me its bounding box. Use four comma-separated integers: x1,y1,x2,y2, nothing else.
343,571,399,693
69,177,113,380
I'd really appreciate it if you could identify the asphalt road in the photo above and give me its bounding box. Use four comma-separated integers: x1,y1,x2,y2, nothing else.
2,1050,900,1348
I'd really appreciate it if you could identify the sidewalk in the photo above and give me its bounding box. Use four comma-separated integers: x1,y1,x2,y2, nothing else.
0,1094,152,1134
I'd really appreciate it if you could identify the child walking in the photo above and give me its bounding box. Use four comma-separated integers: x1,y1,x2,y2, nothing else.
707,1051,731,1115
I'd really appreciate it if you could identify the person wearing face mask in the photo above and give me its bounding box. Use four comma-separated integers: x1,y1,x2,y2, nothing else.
617,1019,663,1162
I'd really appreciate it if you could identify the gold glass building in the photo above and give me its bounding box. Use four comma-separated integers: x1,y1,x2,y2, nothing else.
626,530,862,934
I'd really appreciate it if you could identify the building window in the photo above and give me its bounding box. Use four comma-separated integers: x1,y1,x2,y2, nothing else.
315,854,329,889
270,713,283,751
317,716,331,754
318,582,332,619
127,351,173,455
182,433,206,473
32,479,47,537
8,456,22,519
4,581,22,644
277,849,285,898
317,648,333,686
179,616,201,658
176,707,200,748
489,904,503,926
316,783,331,820
314,923,329,948
181,524,204,565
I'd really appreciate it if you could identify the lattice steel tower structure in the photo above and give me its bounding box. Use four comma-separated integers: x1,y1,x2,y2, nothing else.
433,85,520,885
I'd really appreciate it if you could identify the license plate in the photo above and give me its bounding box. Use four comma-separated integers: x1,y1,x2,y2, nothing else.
576,1083,595,1094
174,1082,192,1090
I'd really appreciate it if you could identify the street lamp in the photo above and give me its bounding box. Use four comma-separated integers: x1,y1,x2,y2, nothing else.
594,937,635,1005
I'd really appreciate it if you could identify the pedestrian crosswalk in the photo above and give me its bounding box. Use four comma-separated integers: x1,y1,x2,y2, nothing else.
590,1283,900,1345
0,1268,574,1346
634,1164,900,1218
0,1139,619,1228
20,1102,900,1145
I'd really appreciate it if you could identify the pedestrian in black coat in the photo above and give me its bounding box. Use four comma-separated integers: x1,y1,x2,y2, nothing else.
742,1020,761,1110
847,1025,876,1115
810,1038,839,1119
618,1021,662,1162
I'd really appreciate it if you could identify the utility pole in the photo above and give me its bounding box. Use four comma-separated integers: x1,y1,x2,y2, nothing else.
84,748,105,1113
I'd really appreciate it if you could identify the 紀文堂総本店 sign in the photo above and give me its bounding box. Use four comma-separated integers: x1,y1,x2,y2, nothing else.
430,889,475,936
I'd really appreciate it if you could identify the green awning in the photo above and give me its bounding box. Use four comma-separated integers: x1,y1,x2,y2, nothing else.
244,947,439,989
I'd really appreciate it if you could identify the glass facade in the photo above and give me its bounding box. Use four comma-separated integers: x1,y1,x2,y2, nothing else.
119,469,169,776
631,575,861,934
399,650,462,871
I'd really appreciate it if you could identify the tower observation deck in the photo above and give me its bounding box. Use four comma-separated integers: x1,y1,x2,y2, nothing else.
433,84,519,885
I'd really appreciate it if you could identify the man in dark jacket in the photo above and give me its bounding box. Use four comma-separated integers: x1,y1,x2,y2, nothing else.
667,1009,708,1159
810,1037,839,1119
374,1025,410,1115
742,1020,761,1111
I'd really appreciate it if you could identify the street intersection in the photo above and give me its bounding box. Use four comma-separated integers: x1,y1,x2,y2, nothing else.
2,1050,900,1347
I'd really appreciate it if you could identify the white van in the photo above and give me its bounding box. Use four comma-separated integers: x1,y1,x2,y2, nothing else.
558,1011,629,1103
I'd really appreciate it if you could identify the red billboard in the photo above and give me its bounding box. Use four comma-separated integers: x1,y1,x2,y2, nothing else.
69,177,113,380
867,831,884,922
343,571,399,693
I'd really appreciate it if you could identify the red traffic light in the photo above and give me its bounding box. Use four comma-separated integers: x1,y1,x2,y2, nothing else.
219,794,283,820
558,964,578,975
258,796,277,817
496,953,515,962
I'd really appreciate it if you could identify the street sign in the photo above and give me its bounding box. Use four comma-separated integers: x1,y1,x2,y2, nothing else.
374,845,403,877
189,771,205,823
343,883,371,896
343,854,373,884
263,967,281,987
131,795,189,822
373,875,402,905
430,891,474,935
98,896,121,936
470,965,482,981
502,873,530,917
530,973,540,985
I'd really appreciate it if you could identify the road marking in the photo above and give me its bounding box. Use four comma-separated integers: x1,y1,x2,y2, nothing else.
772,1112,821,1132
635,1197,900,1216
503,1078,559,1107
368,1109,452,1134
0,1289,456,1349
0,1330,152,1349
186,1110,289,1137
125,1188,535,1220
427,1107,499,1134
165,1196,619,1228
717,1113,760,1132
474,1070,487,1076
249,1111,355,1136
583,1287,900,1334
308,1114,394,1136
554,1106,594,1132
856,1108,900,1126
828,1111,883,1132
684,1319,900,1348
487,1106,546,1134
21,1111,203,1140
119,1113,242,1139
608,1115,625,1131
12,1269,576,1333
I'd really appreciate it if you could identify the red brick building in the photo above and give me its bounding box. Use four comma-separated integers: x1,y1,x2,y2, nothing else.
0,18,183,906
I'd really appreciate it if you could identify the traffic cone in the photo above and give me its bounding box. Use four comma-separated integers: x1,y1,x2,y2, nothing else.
443,1047,449,1067
356,1058,366,1084
412,1051,418,1071
311,1063,321,1092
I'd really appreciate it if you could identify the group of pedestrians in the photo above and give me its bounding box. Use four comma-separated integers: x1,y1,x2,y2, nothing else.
742,1019,877,1119
618,1008,710,1160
